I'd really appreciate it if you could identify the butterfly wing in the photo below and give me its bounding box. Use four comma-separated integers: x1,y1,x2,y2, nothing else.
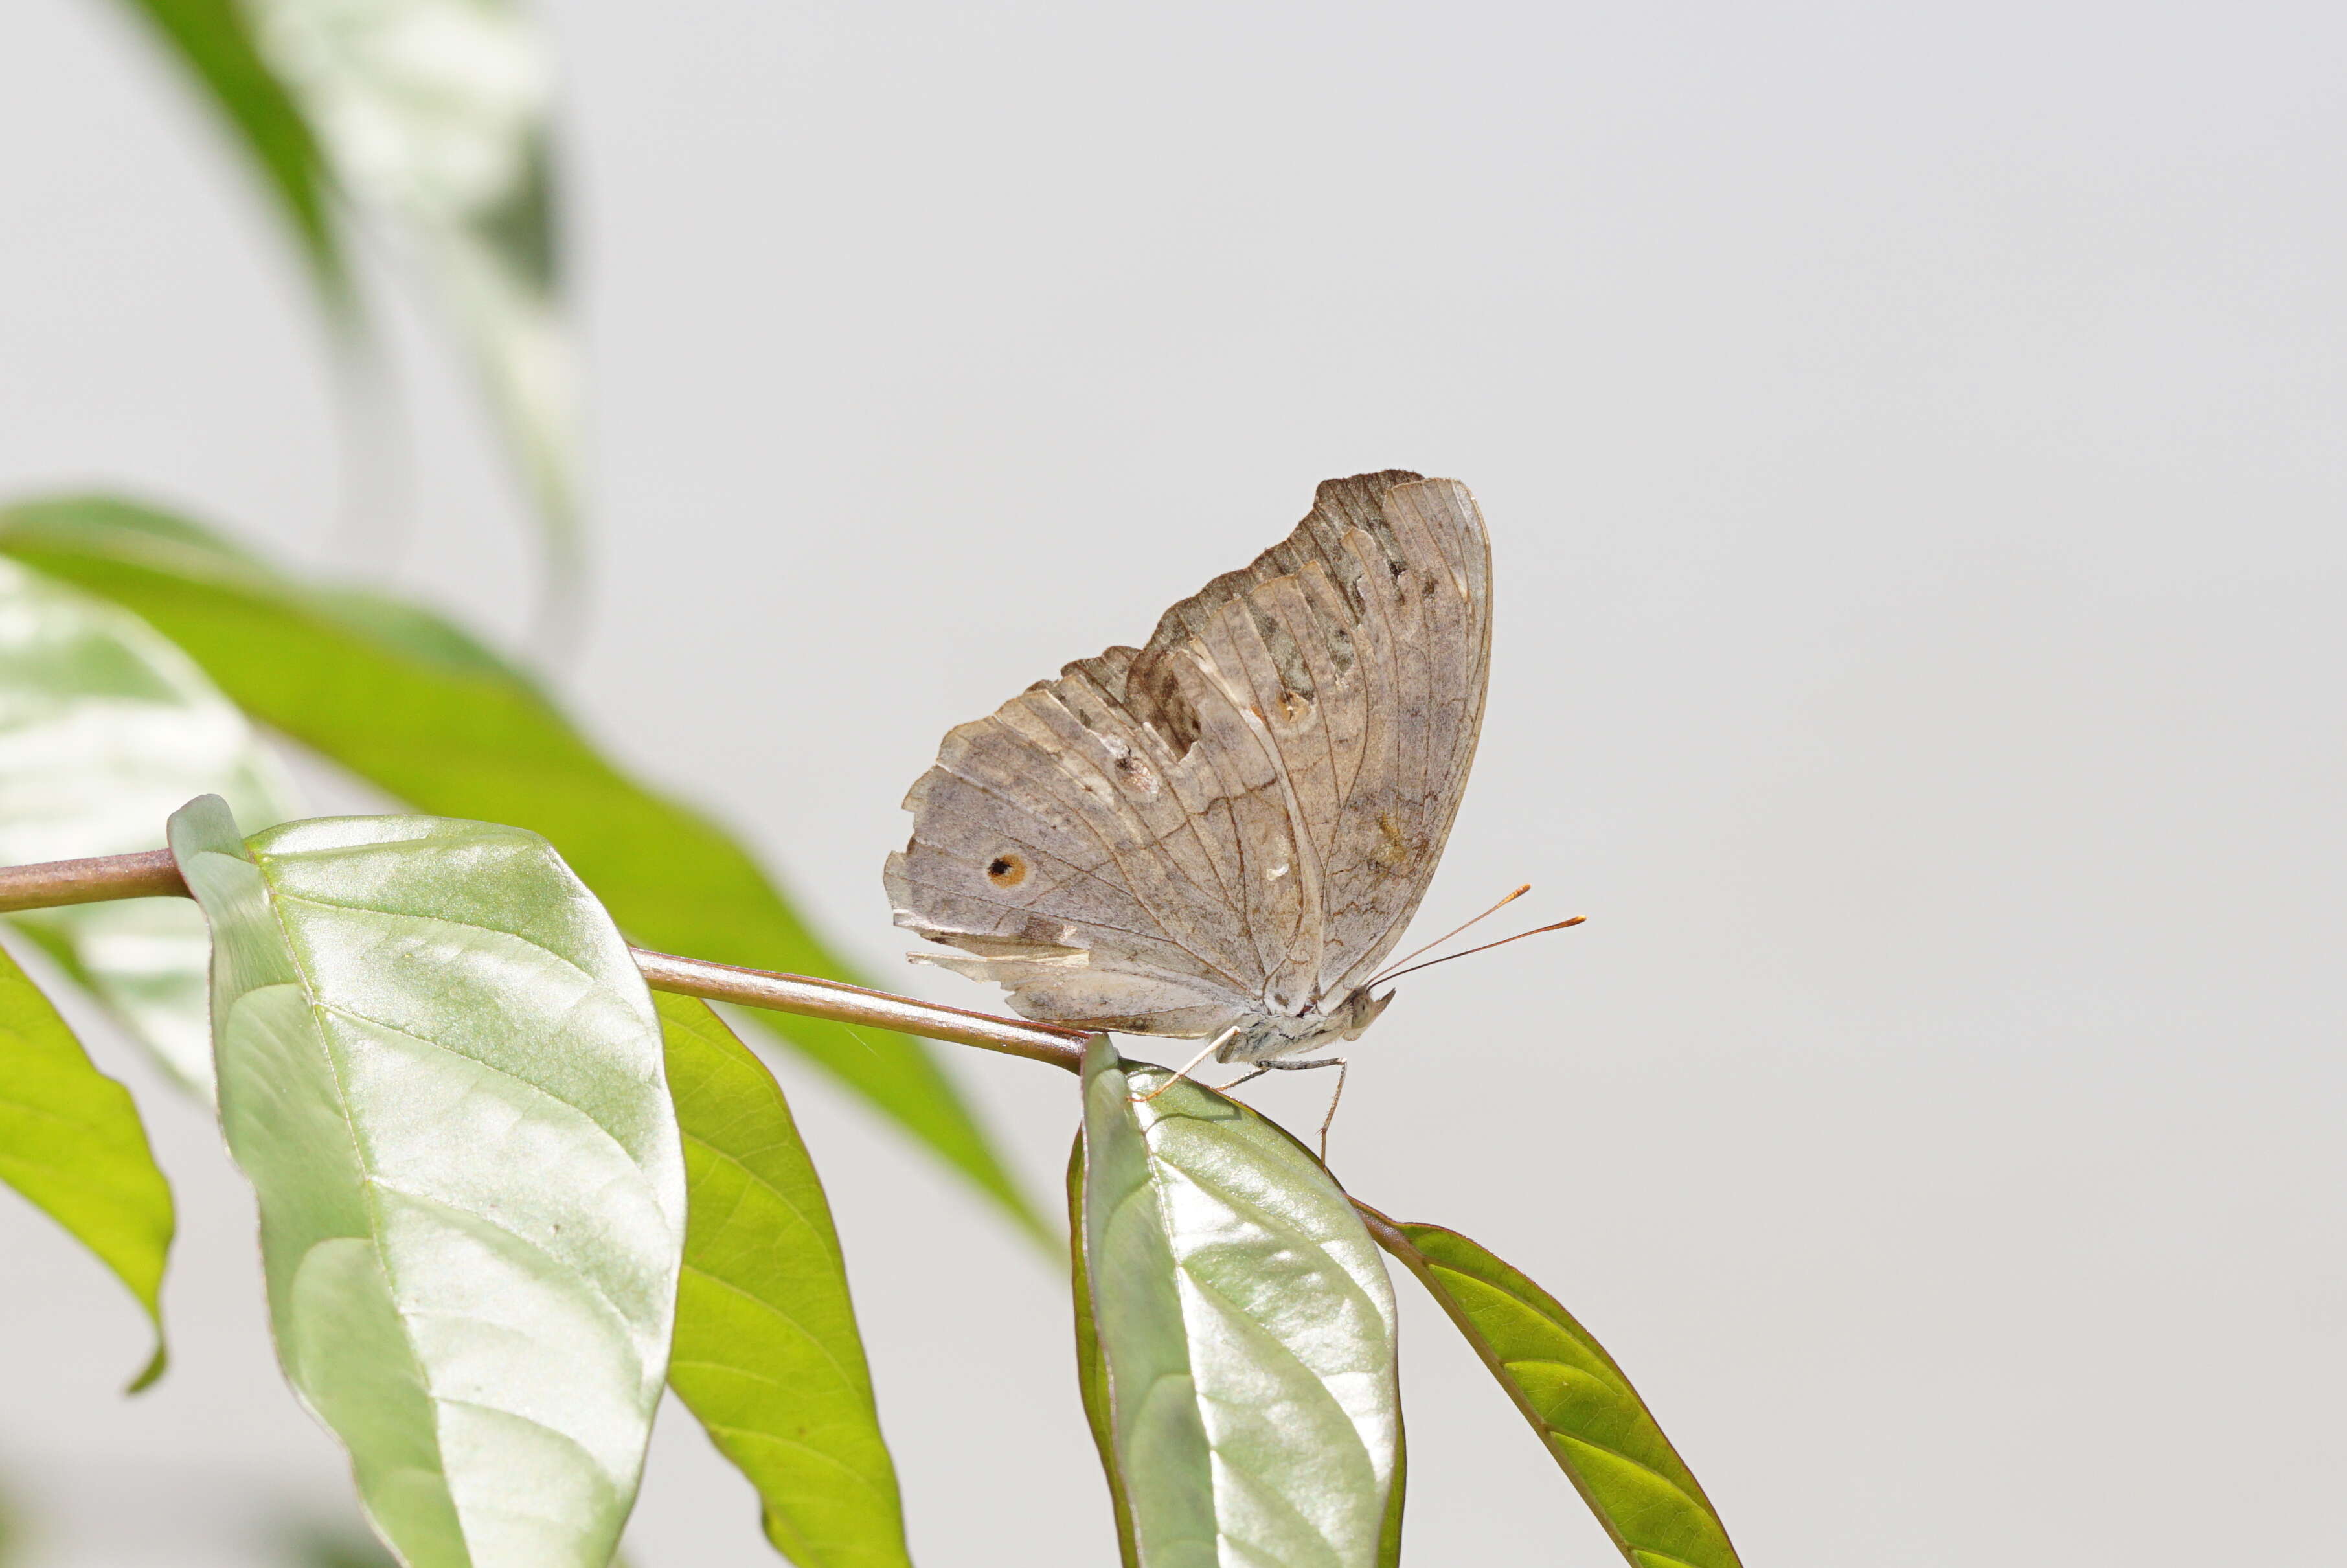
885,472,1492,1034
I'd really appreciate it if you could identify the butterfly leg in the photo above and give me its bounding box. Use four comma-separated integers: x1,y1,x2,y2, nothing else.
1134,1028,1240,1105
1248,1056,1350,1161
1212,1063,1273,1102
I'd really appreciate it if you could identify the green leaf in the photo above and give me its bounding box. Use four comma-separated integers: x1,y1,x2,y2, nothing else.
1359,1209,1743,1568
0,939,174,1391
658,992,911,1568
1064,1135,1138,1560
0,495,1044,1238
1377,1406,1407,1568
283,1524,400,1568
240,0,583,578
168,795,685,1567
110,0,346,295
1074,1040,1401,1568
0,554,295,1093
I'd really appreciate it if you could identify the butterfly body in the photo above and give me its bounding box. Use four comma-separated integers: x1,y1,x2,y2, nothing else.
1212,982,1395,1063
887,471,1491,1061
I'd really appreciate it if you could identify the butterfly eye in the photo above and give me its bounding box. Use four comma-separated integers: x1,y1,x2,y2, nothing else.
985,854,1029,887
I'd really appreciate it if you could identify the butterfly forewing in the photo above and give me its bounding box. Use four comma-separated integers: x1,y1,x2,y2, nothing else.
887,471,1492,1039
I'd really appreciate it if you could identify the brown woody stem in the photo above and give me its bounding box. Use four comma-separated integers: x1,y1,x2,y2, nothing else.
0,848,187,911
0,849,1093,1074
627,948,1089,1070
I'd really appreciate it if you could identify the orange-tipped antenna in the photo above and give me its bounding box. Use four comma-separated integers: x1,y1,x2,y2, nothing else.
1370,915,1586,986
1367,885,1532,986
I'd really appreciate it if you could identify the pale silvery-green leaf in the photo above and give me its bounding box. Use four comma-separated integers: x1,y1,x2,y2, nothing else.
0,557,293,1093
245,0,580,571
1075,1039,1401,1568
168,795,684,1568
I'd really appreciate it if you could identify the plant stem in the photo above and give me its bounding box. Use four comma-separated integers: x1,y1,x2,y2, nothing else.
0,848,186,909
628,948,1087,1070
0,848,1092,1073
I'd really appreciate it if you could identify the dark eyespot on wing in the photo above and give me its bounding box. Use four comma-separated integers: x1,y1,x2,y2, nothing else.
986,853,1028,886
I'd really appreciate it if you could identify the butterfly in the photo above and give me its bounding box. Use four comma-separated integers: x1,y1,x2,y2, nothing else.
887,472,1536,1144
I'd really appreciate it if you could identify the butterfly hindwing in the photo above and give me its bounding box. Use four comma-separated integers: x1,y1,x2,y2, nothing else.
886,472,1491,1036
1312,476,1492,997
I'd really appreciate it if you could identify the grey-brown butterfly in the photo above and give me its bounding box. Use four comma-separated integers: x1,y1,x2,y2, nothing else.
886,471,1506,1143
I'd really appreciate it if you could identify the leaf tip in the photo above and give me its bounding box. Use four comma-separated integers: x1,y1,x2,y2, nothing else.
124,1335,168,1396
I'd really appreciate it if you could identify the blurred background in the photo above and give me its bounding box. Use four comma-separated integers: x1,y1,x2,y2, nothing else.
2,0,2342,1562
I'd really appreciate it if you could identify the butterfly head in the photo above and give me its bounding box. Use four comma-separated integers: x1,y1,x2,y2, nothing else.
1325,983,1396,1041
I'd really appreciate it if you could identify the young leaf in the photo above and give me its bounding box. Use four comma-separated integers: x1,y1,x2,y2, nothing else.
0,495,1044,1238
0,555,295,1093
109,0,346,297
168,795,685,1568
240,0,584,582
658,993,911,1568
0,940,174,1390
1074,1040,1401,1568
1355,1207,1742,1568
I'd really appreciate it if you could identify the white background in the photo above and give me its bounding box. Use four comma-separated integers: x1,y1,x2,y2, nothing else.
1,1,2342,1563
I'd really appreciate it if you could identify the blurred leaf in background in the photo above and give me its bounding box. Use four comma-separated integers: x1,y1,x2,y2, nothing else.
282,1520,635,1567
111,0,348,296
114,0,582,610
57,0,1052,1221
246,0,582,595
283,1525,398,1568
0,554,295,1093
0,497,1045,1235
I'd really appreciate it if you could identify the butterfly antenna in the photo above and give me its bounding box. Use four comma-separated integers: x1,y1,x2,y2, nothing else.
1367,885,1532,986
1370,916,1586,986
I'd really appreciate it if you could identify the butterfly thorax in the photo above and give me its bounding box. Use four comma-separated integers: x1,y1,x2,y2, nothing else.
1215,985,1394,1065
